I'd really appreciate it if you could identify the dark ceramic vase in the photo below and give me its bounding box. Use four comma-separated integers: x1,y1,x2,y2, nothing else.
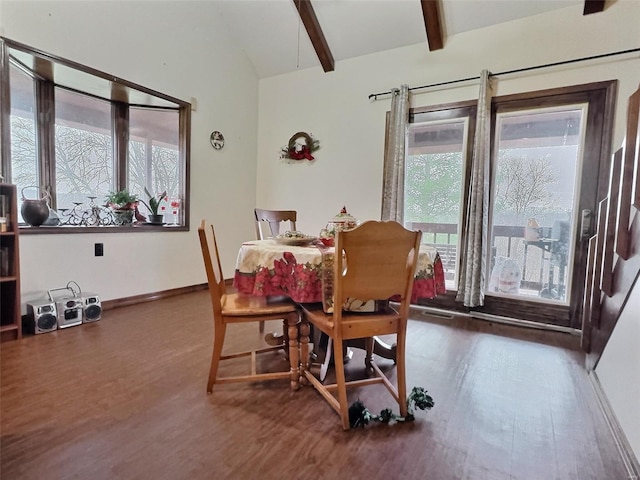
20,187,50,227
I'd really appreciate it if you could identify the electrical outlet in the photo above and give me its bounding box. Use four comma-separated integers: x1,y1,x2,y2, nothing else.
95,243,104,256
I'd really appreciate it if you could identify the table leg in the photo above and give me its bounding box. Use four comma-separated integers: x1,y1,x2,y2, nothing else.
286,314,300,391
347,336,397,363
307,327,344,382
264,331,285,347
282,319,289,361
305,330,398,381
299,319,310,386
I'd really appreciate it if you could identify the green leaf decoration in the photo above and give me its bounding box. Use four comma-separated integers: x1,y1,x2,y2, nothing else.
348,386,434,429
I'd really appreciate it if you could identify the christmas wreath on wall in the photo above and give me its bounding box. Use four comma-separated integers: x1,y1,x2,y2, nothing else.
280,131,320,161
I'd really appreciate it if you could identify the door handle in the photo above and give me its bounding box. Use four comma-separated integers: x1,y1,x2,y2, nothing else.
580,209,593,239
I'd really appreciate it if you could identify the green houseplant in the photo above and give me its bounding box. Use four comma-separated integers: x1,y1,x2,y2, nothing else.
138,188,167,224
105,190,138,225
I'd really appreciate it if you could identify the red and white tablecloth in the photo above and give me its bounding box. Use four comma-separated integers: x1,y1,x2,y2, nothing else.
233,240,446,310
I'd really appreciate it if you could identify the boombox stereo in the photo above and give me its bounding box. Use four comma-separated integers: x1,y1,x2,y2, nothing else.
81,292,102,322
47,287,83,329
55,296,83,329
25,300,58,334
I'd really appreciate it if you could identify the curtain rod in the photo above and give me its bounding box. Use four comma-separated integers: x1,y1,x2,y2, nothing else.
368,47,640,100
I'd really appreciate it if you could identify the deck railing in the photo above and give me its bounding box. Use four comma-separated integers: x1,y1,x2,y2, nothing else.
408,222,566,295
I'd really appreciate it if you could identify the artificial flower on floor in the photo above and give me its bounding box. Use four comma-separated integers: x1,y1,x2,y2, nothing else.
348,386,435,428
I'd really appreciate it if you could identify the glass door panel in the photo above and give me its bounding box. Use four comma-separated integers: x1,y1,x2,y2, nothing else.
488,105,587,305
405,118,469,289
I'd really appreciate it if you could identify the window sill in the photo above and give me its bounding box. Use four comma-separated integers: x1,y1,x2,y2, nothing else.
19,224,189,234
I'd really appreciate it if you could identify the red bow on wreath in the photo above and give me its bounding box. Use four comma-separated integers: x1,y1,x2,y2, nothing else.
281,131,320,161
288,145,315,161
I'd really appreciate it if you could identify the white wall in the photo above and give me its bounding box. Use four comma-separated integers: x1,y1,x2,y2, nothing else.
596,279,640,461
0,1,260,302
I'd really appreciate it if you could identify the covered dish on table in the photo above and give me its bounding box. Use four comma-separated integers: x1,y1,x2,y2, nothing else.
319,206,358,247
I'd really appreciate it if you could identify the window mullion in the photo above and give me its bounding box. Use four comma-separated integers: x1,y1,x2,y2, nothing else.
178,105,190,227
0,41,11,178
36,80,56,208
112,102,128,191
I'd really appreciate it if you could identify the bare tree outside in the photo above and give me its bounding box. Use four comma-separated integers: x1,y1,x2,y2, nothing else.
493,152,558,225
128,107,181,212
128,140,180,213
10,114,179,213
10,116,38,189
55,125,113,206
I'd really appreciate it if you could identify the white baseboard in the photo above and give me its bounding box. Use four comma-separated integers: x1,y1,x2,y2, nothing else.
589,370,640,480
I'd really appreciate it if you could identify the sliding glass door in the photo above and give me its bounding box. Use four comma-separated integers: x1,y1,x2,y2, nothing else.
401,82,615,328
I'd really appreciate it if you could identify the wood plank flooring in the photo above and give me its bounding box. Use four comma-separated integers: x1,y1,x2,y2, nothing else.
0,291,629,480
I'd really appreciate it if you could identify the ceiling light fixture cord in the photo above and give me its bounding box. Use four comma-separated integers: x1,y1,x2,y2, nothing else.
296,0,301,69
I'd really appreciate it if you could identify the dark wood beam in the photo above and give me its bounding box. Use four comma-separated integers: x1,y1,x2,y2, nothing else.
293,0,334,73
583,0,605,15
421,0,444,51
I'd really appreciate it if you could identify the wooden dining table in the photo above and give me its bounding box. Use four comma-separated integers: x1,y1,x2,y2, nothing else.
233,238,446,364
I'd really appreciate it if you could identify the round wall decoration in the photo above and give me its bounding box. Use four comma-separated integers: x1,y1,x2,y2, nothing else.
210,131,225,150
280,131,320,161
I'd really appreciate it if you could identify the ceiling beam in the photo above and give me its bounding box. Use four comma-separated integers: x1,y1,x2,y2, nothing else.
293,0,334,73
583,0,605,15
421,0,444,51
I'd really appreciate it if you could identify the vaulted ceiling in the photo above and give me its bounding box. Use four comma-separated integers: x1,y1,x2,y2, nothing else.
212,0,604,79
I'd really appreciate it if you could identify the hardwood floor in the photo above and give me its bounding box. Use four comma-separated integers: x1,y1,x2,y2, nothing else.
0,291,628,480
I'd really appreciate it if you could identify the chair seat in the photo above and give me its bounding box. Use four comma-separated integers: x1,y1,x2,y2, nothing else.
222,293,298,317
301,303,401,340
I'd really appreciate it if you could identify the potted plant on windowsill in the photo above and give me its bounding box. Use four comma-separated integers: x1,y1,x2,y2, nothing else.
105,190,138,225
139,188,167,224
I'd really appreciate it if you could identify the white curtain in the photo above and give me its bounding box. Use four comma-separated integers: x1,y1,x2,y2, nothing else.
381,84,410,222
456,70,493,307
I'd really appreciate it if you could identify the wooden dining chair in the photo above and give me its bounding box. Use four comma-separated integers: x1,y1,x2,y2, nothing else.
300,220,422,430
254,208,297,333
254,208,297,239
198,219,301,392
